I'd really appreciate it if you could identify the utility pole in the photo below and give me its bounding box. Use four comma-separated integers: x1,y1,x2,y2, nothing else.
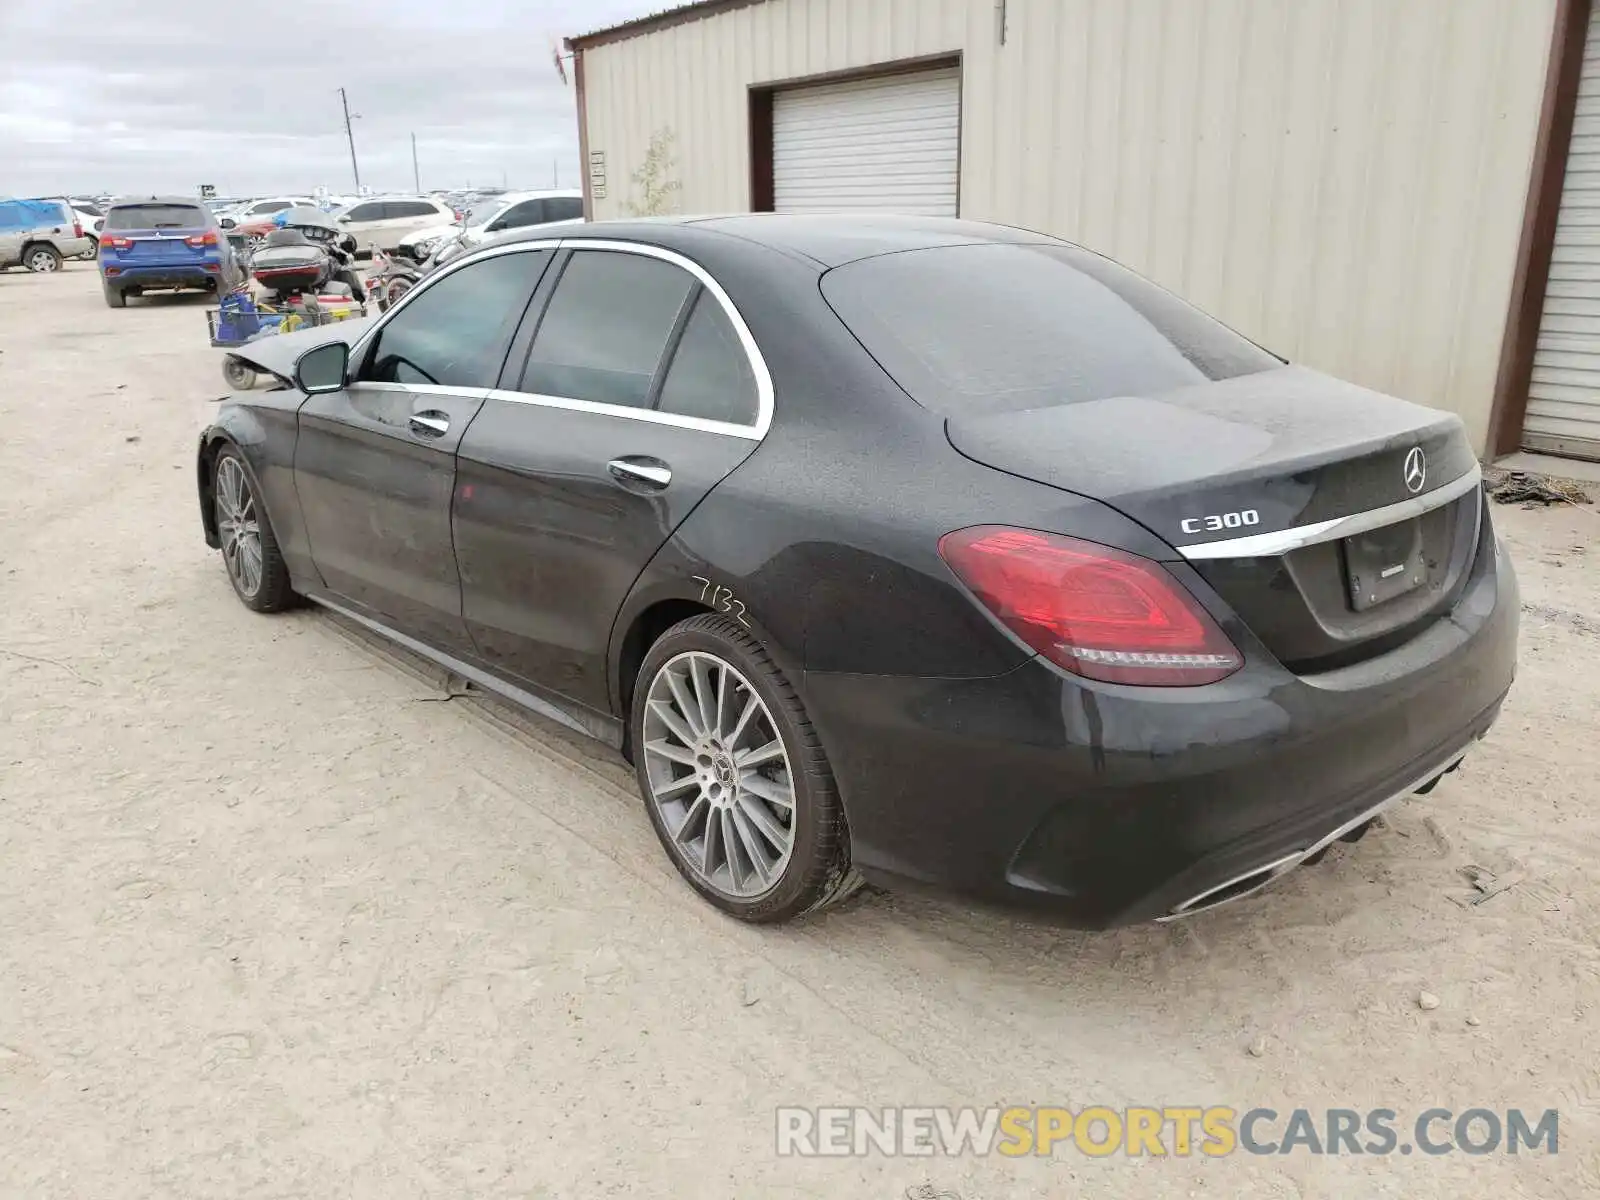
339,87,361,192
552,155,558,188
411,132,421,193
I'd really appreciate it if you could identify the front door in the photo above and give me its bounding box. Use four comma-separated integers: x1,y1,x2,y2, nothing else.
293,245,553,652
454,246,767,712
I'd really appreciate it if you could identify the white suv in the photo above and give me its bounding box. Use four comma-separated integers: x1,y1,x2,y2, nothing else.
335,197,458,254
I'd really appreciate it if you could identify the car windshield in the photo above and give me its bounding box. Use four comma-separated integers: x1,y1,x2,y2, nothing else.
821,242,1283,416
73,201,104,216
105,204,208,231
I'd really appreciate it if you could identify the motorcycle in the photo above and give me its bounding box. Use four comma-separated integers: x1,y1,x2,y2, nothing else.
367,245,425,312
249,207,365,304
367,232,471,311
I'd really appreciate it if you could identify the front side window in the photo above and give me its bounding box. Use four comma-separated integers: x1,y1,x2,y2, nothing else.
496,200,545,230
657,292,758,426
360,250,551,388
344,202,383,222
545,197,583,222
520,250,694,409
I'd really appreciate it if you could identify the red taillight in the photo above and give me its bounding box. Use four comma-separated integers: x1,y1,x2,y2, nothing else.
186,231,218,247
73,221,84,239
938,526,1243,686
101,235,132,250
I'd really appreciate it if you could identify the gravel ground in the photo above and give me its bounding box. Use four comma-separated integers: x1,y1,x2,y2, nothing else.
3,264,1598,1198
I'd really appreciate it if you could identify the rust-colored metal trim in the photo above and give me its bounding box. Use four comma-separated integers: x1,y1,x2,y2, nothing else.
575,48,592,220
750,51,962,96
745,53,964,214
1488,0,1592,457
748,88,774,212
567,0,770,51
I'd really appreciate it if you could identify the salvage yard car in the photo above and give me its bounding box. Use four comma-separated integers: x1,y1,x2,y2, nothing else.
0,197,94,272
195,216,1518,927
100,197,242,307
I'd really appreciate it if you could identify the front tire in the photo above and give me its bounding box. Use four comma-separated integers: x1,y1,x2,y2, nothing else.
632,615,861,923
222,356,257,390
213,449,293,612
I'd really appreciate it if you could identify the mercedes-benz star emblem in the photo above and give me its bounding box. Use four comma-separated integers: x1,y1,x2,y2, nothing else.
1403,446,1427,494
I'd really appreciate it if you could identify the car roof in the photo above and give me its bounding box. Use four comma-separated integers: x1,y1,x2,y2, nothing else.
500,189,583,201
536,213,1063,269
107,195,211,207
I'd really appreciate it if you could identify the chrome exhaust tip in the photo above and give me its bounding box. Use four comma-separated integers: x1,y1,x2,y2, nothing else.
1158,851,1306,921
1157,754,1467,922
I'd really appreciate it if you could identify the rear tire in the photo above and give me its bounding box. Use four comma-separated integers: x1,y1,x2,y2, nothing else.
24,244,63,273
102,283,126,308
212,448,293,612
631,614,862,923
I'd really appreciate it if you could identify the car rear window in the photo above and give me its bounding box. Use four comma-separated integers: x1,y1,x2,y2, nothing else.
105,204,208,231
820,243,1281,416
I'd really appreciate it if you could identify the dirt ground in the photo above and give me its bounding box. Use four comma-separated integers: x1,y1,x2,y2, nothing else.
2,263,1598,1199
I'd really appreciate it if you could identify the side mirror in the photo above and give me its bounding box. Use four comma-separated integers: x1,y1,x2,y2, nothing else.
295,341,349,395
338,215,351,224
221,217,236,229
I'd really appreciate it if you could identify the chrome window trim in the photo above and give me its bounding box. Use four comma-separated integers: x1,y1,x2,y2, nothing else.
484,388,762,440
347,237,775,439
1176,466,1482,560
346,380,489,400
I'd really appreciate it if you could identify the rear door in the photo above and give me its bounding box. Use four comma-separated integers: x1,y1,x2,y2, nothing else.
293,246,554,652
336,200,388,247
377,201,442,249
453,243,769,711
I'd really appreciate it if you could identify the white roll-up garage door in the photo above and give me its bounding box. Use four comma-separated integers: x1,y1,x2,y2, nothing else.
1526,9,1600,459
772,67,960,217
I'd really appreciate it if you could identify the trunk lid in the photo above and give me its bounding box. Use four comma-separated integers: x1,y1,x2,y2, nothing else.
947,366,1485,671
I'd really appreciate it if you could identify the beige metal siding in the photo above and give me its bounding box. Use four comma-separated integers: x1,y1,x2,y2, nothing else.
577,0,1556,454
1526,3,1600,459
772,68,960,214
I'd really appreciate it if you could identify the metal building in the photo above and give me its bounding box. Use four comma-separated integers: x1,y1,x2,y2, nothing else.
568,0,1599,461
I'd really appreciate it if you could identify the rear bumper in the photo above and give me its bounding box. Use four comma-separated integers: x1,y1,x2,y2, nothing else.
802,527,1519,928
103,265,218,289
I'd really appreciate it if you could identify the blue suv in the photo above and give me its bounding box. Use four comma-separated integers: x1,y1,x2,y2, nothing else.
99,196,243,308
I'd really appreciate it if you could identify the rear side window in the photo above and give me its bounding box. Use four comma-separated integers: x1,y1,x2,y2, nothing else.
821,243,1281,416
387,200,435,219
657,292,758,425
105,204,207,230
520,250,694,409
360,250,550,388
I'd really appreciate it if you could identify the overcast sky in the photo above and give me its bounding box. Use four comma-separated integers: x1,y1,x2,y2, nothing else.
0,0,660,200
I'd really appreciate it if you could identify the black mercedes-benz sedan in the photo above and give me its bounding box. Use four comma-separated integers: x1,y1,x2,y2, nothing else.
196,215,1517,927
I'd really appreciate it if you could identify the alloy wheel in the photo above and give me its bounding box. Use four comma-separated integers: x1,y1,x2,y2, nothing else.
27,250,59,272
214,457,263,597
641,651,797,899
